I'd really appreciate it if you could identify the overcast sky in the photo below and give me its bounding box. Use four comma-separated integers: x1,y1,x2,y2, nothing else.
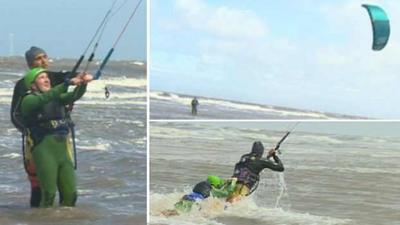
0,0,146,60
150,0,400,119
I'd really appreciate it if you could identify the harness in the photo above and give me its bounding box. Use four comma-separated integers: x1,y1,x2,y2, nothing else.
13,90,77,173
24,96,71,145
232,154,260,195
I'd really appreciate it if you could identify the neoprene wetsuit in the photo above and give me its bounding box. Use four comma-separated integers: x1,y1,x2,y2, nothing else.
210,179,237,198
20,82,86,207
191,98,199,115
231,153,284,197
11,71,73,207
174,181,211,213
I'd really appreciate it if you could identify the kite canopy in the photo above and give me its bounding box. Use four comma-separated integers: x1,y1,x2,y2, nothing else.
362,4,390,51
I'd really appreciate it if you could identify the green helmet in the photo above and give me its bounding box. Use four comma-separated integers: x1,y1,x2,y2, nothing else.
207,175,222,187
24,67,47,89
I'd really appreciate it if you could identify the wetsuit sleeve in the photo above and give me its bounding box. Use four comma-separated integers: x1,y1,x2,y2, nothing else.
225,179,237,193
259,155,284,172
59,84,87,104
21,83,68,117
211,179,237,198
210,186,230,198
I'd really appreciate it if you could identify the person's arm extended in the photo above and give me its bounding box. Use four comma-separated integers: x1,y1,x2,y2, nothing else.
225,178,237,193
260,155,284,172
211,178,237,198
59,84,87,104
21,83,68,117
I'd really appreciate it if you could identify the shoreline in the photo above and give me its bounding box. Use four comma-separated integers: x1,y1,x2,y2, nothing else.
151,90,371,120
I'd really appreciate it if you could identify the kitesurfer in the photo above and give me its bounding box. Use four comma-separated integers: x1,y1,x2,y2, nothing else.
11,46,80,207
191,97,199,116
227,141,284,203
20,67,92,207
105,86,110,99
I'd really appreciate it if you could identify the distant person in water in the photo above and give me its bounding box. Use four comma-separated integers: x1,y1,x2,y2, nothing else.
191,97,199,116
105,86,110,99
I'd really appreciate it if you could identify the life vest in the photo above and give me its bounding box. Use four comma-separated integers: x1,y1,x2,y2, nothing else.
23,95,71,146
232,154,260,192
22,93,77,170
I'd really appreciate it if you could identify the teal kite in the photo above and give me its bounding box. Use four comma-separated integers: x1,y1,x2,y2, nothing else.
362,4,390,51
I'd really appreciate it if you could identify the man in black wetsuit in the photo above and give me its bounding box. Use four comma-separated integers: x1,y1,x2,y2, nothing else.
104,86,110,99
227,141,284,203
191,97,199,115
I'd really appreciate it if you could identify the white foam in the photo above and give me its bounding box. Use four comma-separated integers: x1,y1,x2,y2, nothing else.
296,134,343,145
0,88,13,97
0,78,146,98
290,165,400,175
103,192,132,199
76,100,146,106
87,77,146,90
0,184,19,193
79,143,110,151
0,97,11,104
224,201,351,225
77,189,94,195
115,119,145,126
0,71,23,76
149,192,351,225
150,126,224,141
81,92,147,99
132,61,145,66
134,139,146,145
0,98,146,106
1,153,21,159
0,84,147,106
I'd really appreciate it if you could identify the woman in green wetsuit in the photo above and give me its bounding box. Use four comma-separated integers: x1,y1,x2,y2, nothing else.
11,46,79,207
20,67,93,207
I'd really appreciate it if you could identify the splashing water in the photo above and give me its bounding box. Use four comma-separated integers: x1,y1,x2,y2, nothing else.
275,173,291,209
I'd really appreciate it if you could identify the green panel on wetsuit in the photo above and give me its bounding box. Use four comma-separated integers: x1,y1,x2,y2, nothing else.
174,200,195,213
